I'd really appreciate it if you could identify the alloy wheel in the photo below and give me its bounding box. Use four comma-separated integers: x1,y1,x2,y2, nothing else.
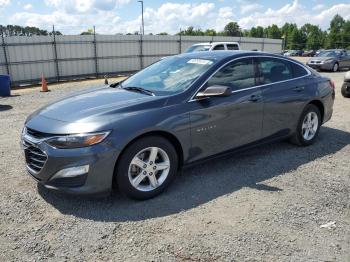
128,147,170,192
302,112,319,141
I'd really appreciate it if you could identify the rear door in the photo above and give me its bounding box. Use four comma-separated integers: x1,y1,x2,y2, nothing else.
189,58,263,161
257,57,310,139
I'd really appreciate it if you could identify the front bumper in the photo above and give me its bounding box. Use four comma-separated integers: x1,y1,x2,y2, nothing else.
21,133,119,196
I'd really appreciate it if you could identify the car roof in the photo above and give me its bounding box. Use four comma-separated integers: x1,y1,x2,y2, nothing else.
176,50,288,61
192,42,239,46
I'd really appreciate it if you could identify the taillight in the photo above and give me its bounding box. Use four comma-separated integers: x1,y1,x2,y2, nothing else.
329,80,335,89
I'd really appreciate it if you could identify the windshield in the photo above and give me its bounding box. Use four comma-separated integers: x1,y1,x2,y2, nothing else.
317,51,340,57
185,45,211,53
121,57,215,95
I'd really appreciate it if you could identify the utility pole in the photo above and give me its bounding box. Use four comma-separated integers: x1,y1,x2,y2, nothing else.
52,25,60,82
138,0,144,35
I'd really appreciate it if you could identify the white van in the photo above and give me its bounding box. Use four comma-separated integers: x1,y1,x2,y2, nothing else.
185,42,240,53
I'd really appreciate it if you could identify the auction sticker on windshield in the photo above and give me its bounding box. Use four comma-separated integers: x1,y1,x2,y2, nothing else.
187,59,213,65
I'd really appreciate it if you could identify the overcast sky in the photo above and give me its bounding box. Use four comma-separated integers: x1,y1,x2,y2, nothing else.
0,0,349,34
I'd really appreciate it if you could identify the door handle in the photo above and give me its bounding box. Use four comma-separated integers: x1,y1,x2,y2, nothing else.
249,94,262,102
293,86,305,92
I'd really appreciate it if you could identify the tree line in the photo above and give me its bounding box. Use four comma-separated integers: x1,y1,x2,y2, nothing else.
0,25,62,36
1,14,349,50
174,15,350,50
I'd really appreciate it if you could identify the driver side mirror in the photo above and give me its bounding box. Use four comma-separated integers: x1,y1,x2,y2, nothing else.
196,85,232,98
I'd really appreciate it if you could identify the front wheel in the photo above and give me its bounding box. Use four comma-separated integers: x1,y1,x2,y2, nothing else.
290,104,321,146
115,136,178,200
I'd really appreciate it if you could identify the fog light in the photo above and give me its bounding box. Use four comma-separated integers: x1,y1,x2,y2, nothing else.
52,165,89,179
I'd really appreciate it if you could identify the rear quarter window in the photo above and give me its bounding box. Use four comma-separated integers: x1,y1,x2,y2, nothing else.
292,63,309,78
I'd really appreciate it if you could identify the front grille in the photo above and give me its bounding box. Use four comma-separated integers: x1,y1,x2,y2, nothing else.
26,128,52,139
23,139,47,173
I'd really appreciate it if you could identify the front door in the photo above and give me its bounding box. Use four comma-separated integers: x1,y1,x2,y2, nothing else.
188,58,263,162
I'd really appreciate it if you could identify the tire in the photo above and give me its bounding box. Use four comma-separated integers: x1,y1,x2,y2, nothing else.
115,136,178,200
290,104,321,146
341,83,350,98
332,63,339,72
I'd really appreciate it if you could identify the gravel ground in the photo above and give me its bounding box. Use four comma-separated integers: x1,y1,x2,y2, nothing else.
0,70,349,261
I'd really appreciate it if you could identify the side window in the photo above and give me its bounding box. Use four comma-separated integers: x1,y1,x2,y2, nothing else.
258,58,293,84
292,63,308,78
207,58,256,90
227,44,239,50
213,44,225,50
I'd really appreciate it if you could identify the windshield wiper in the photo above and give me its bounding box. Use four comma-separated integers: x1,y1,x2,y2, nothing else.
122,86,155,96
110,81,123,88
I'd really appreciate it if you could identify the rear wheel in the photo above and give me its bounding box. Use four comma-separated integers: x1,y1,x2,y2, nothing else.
290,104,321,146
341,82,350,98
115,136,178,200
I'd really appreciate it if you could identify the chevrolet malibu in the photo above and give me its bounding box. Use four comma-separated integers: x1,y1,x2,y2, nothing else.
22,51,335,200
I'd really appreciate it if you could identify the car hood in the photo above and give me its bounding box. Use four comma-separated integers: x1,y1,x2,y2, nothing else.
26,86,166,130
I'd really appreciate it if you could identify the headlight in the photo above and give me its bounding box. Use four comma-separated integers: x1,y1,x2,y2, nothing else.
46,131,110,149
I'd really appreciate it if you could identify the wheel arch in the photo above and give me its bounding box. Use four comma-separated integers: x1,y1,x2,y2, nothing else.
308,100,324,123
112,130,184,187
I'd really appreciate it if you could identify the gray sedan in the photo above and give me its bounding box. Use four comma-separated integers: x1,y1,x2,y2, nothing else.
22,51,335,200
307,49,350,72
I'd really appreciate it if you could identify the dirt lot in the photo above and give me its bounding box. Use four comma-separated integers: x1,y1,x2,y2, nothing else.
0,68,349,261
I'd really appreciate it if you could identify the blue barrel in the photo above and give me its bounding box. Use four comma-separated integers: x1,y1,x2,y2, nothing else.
0,75,11,97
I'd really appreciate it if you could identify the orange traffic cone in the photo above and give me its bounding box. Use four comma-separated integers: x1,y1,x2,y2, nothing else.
40,73,49,92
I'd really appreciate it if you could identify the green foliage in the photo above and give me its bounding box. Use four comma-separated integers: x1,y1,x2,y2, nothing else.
0,25,62,36
249,26,264,38
223,22,241,36
326,14,345,48
301,24,324,50
176,17,350,50
265,24,281,39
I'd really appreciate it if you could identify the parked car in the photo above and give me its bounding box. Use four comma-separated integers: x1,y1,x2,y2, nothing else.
315,49,324,56
302,50,316,57
342,71,350,98
284,50,303,56
307,49,350,72
185,42,240,53
283,50,293,56
21,51,335,200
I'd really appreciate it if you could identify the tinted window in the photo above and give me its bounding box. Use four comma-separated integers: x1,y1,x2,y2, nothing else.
185,45,211,53
207,58,256,90
213,44,225,50
258,57,293,84
292,63,308,78
227,44,239,50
